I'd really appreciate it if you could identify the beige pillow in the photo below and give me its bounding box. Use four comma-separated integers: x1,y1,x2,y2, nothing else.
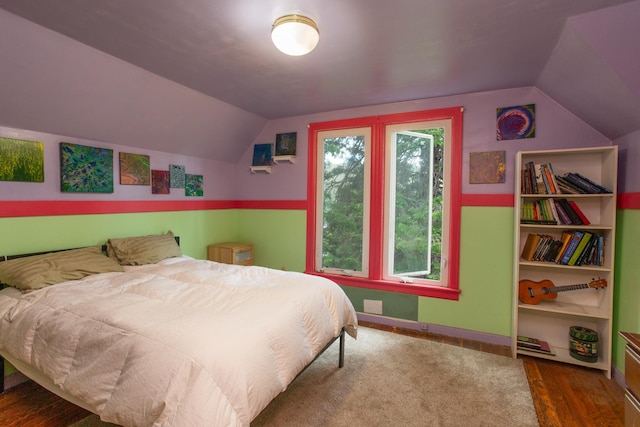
107,231,182,265
0,246,124,292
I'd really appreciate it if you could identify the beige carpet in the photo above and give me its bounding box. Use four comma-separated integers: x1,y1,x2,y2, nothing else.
72,326,539,427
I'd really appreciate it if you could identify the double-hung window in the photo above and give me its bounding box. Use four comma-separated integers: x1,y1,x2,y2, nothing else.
306,107,462,300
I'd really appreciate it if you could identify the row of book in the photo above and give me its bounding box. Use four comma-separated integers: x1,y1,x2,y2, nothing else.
521,161,612,195
521,230,605,266
517,336,555,355
520,198,590,225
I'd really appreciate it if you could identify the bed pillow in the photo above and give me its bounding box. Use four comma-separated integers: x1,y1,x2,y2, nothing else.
0,246,124,292
107,231,182,265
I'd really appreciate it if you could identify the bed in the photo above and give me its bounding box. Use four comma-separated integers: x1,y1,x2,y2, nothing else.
0,232,358,426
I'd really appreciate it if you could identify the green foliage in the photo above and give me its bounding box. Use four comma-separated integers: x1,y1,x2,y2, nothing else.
320,128,445,280
322,136,365,270
0,137,44,182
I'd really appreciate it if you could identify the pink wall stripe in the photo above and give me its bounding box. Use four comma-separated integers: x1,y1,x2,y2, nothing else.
0,200,235,218
460,194,514,207
232,200,307,210
618,192,640,209
1,194,638,218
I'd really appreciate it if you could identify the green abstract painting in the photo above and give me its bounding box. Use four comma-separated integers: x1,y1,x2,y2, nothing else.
0,137,44,182
185,174,203,196
60,142,114,193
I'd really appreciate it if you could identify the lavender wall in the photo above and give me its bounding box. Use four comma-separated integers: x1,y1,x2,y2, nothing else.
615,129,640,193
233,87,612,200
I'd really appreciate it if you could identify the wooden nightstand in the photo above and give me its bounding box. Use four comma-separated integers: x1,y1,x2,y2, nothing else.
207,242,254,266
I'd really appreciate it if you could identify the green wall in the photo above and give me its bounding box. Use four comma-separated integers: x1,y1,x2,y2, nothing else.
235,209,307,272
0,210,239,259
613,208,640,373
418,206,514,337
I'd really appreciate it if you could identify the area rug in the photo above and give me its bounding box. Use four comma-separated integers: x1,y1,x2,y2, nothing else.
72,326,539,426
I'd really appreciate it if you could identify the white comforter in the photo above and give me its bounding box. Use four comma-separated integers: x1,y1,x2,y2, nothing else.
0,257,358,426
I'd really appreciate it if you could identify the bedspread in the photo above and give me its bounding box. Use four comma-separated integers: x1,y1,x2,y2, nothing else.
0,257,358,426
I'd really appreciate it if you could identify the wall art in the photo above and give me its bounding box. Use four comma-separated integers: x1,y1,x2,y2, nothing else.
275,132,297,156
152,170,170,194
0,137,44,182
252,143,273,166
496,104,535,140
185,174,203,196
119,152,150,185
469,150,506,184
169,164,185,188
60,142,114,193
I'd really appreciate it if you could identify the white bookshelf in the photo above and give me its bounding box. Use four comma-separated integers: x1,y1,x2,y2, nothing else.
512,146,617,378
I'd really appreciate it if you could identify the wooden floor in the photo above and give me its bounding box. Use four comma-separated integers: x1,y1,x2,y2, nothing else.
0,322,626,427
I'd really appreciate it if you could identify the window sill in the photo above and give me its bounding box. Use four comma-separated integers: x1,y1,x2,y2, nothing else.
305,271,461,300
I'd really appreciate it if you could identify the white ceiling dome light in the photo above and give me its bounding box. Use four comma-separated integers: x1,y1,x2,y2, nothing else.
271,14,319,56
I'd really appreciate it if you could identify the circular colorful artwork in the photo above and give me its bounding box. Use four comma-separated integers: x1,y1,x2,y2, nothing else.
496,104,535,140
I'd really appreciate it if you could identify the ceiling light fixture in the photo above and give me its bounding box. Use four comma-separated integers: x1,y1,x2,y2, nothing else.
271,14,319,56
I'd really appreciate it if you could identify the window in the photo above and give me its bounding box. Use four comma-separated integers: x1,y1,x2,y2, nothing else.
306,108,462,300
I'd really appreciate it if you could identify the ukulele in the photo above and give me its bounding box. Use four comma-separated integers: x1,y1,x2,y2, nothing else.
518,278,607,305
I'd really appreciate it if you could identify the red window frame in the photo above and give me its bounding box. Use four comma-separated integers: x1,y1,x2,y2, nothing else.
305,107,463,300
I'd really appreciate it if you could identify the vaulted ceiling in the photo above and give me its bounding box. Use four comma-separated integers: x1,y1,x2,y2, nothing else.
0,0,638,156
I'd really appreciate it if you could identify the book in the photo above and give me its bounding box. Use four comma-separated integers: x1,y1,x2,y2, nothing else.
538,163,551,194
544,163,559,194
517,336,555,355
520,199,557,225
531,234,547,261
568,200,590,225
525,161,538,194
554,231,573,263
558,198,583,225
596,235,605,266
562,173,606,194
555,175,586,194
521,233,541,261
546,198,560,223
567,231,593,266
573,172,612,194
559,230,584,265
533,163,545,194
553,200,572,225
575,234,597,266
544,239,564,262
533,235,554,261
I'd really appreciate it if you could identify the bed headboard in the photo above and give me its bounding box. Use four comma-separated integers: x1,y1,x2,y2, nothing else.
1,235,181,262
0,236,180,290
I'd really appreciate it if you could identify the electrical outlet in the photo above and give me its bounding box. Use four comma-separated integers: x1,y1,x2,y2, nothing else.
419,323,429,332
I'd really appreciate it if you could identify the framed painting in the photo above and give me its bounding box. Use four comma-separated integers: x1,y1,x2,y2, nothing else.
0,137,44,182
169,164,185,188
275,132,297,156
119,152,150,185
252,143,273,166
185,174,203,197
496,104,536,140
152,170,170,194
469,150,506,184
60,142,114,193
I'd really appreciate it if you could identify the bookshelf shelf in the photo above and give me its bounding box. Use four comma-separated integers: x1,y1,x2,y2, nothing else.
512,146,617,378
516,345,610,371
518,301,610,319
